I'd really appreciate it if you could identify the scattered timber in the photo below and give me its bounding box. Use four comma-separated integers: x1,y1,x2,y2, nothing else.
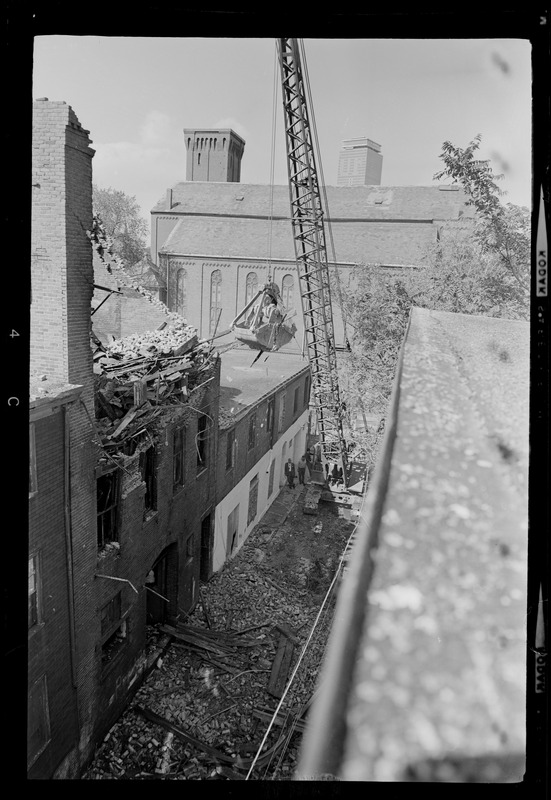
268,630,295,698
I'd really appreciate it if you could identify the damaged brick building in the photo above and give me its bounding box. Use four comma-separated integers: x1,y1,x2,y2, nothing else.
29,99,222,779
29,99,313,780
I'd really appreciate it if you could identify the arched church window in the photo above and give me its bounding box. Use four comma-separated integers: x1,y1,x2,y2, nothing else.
245,272,258,305
210,270,222,334
281,274,294,308
176,268,187,317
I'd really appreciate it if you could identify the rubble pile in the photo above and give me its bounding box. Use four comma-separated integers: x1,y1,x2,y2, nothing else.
84,494,354,781
92,323,216,450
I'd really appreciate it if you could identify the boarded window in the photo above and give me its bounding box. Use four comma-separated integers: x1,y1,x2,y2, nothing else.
293,385,300,415
97,471,119,550
100,592,127,666
266,396,275,437
248,411,257,451
245,271,258,304
197,412,209,471
27,674,50,768
173,427,185,490
278,392,286,433
248,474,259,525
209,270,222,334
226,429,235,471
268,460,275,497
140,446,156,513
176,268,187,317
101,592,122,637
28,553,40,629
29,423,37,497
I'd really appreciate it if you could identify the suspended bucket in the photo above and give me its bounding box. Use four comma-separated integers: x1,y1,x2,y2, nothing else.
231,282,297,352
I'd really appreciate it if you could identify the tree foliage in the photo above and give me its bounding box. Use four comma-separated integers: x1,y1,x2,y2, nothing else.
433,134,530,304
337,135,530,458
92,185,148,269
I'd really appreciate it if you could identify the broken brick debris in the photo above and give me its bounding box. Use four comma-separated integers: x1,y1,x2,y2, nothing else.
83,497,353,780
91,323,215,451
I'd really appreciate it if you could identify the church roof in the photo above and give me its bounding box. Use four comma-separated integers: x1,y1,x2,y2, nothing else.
152,182,469,222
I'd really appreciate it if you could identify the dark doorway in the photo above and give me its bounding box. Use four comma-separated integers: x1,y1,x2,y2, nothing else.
146,545,177,624
200,513,213,582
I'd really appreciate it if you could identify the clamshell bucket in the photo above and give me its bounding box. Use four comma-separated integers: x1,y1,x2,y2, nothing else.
231,283,297,352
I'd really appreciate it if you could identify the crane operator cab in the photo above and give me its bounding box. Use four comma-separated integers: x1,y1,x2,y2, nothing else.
231,282,297,353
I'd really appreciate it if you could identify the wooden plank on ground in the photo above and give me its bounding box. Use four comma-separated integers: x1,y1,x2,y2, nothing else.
134,705,235,765
159,625,237,656
267,633,295,698
252,708,306,734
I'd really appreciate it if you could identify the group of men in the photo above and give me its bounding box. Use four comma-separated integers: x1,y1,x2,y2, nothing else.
284,454,309,488
284,453,345,490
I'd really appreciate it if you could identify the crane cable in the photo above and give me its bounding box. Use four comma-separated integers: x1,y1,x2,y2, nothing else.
299,39,351,352
266,41,279,285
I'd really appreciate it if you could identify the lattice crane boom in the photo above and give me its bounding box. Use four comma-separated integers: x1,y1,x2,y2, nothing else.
277,38,349,486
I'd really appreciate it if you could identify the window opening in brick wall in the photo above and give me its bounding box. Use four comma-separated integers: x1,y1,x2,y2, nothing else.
197,411,209,472
245,271,258,304
97,471,119,550
173,426,185,490
140,445,157,513
293,385,299,415
278,392,286,434
29,423,37,497
226,504,239,556
226,428,235,471
209,270,222,334
176,268,187,318
268,460,275,498
248,474,259,525
248,410,257,451
266,396,275,438
27,674,51,769
200,514,213,582
100,591,127,666
28,553,41,630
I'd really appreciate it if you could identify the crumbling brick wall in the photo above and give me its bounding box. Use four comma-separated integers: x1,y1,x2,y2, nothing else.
28,406,80,779
31,99,100,779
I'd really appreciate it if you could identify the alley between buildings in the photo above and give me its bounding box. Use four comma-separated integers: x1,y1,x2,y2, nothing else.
84,482,356,781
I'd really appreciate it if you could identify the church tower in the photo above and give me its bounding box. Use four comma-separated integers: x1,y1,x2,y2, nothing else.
184,128,245,182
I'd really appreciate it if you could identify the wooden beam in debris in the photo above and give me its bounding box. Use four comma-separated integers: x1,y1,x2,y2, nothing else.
267,631,295,698
134,705,237,766
252,707,307,734
108,406,139,438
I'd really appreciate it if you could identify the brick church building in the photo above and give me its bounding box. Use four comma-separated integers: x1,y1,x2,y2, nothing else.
150,128,472,347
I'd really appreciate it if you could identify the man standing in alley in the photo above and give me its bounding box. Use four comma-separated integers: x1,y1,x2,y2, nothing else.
297,454,307,485
285,457,296,489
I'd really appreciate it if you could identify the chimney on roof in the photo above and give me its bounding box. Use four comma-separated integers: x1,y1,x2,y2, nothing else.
183,128,245,182
166,188,173,210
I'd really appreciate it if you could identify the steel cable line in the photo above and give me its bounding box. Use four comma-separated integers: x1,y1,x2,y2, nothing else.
245,507,365,780
266,42,279,284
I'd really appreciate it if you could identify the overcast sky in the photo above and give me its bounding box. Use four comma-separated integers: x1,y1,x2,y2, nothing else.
32,36,532,229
